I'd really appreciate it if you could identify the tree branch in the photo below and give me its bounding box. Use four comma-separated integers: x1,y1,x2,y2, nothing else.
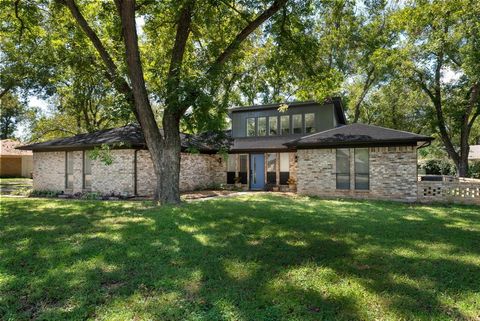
218,0,252,23
60,0,135,113
166,0,195,111
207,0,288,76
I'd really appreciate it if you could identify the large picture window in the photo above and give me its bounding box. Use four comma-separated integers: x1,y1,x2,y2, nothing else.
246,118,256,137
267,153,277,184
336,148,350,189
227,154,236,184
292,114,302,134
305,113,315,133
279,153,290,185
355,148,369,190
83,151,92,189
66,151,74,190
268,116,278,135
239,154,248,184
280,115,290,135
258,117,267,136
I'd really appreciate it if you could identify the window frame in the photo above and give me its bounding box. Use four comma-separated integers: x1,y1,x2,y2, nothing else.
65,151,74,190
266,153,277,184
280,115,290,135
279,152,290,185
354,148,369,190
257,117,267,136
304,113,315,133
292,114,302,134
336,148,350,190
268,116,278,136
246,117,256,137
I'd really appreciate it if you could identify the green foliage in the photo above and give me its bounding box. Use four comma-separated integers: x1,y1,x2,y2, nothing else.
419,159,457,176
1,195,479,320
468,162,480,179
0,92,26,139
30,189,63,197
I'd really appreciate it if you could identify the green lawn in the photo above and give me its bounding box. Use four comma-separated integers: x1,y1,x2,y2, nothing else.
0,195,479,321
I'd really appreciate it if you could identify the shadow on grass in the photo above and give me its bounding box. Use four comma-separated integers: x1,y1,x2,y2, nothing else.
0,196,479,320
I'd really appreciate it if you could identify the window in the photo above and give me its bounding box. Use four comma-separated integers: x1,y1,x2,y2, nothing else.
246,118,256,136
305,113,315,133
279,153,290,184
292,114,302,134
66,151,74,190
280,115,290,135
269,116,278,135
83,151,92,189
267,153,277,184
239,154,248,184
355,148,369,190
227,154,236,184
258,117,267,136
336,148,350,189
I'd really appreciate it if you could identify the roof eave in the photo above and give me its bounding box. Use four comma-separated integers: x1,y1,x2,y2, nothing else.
287,137,434,149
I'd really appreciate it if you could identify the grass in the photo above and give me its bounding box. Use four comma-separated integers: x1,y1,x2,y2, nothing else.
0,195,479,321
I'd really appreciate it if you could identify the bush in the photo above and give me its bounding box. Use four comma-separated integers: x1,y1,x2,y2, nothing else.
30,190,63,198
419,159,456,175
468,162,480,179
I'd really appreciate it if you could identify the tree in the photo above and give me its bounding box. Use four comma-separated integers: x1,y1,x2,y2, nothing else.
47,0,289,204
0,92,26,139
388,0,480,177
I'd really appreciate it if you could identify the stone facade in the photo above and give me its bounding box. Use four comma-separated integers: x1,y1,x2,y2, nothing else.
297,146,418,201
32,149,226,196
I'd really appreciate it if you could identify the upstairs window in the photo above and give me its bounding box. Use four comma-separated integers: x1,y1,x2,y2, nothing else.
280,115,290,135
269,116,278,135
66,151,74,190
246,118,256,137
305,113,315,133
355,148,369,190
83,151,92,190
336,148,350,190
292,114,302,134
258,117,267,136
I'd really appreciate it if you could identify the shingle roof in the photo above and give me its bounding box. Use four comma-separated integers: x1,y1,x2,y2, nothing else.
230,134,304,152
285,123,433,148
17,125,231,153
1,139,32,156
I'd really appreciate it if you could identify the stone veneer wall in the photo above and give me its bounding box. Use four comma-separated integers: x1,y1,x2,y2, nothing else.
136,150,226,196
32,149,226,196
33,151,65,191
297,146,418,201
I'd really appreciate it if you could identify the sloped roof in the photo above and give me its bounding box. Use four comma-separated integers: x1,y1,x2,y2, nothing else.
230,134,304,152
1,139,32,156
285,123,433,148
17,125,231,153
469,145,480,160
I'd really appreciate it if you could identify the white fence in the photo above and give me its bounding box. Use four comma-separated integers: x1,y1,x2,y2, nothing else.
418,176,480,205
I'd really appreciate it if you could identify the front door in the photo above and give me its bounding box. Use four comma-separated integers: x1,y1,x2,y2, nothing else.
250,154,265,190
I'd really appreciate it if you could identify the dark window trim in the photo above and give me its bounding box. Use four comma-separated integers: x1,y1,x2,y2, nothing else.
280,115,290,136
336,148,350,190
354,148,370,190
246,117,256,137
268,116,278,136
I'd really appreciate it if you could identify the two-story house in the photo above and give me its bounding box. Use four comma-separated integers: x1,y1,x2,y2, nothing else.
18,98,433,201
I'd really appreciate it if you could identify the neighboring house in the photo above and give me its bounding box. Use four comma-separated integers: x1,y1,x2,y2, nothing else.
469,145,480,162
0,139,33,178
18,98,433,201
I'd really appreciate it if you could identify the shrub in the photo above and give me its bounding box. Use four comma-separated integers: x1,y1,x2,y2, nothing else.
468,162,480,179
419,159,456,175
30,190,63,198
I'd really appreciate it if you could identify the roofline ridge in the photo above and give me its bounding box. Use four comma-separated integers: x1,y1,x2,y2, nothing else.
353,122,431,137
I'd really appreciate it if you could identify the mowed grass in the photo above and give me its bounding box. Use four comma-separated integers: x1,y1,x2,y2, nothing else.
0,195,479,321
